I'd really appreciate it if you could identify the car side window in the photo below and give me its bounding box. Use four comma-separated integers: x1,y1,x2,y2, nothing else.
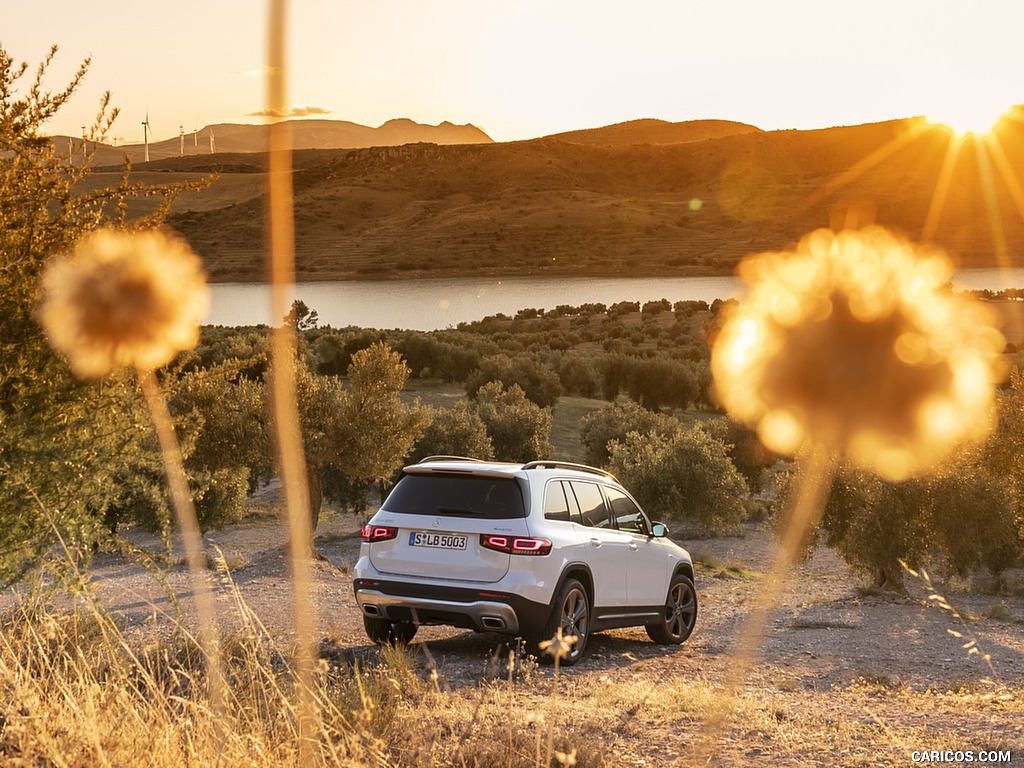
569,481,610,528
605,487,649,535
543,481,572,522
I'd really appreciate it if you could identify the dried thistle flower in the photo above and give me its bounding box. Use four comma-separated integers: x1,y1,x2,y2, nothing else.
711,227,1004,480
555,749,578,767
539,628,577,661
40,228,209,378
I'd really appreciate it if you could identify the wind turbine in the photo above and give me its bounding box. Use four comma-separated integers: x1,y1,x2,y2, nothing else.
179,124,184,156
142,109,151,162
209,127,216,154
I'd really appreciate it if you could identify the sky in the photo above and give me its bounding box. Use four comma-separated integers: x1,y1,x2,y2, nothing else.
5,0,1023,144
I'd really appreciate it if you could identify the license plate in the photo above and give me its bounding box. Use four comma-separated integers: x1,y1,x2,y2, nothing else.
409,531,468,550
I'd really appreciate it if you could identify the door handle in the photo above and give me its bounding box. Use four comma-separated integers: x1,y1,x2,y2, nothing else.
629,542,638,551
589,538,602,548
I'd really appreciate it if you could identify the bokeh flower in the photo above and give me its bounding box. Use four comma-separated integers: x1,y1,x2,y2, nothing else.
711,227,1005,480
538,628,577,662
40,228,210,378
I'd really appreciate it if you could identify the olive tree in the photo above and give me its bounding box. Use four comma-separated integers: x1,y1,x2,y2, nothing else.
813,465,935,592
807,387,1023,593
607,425,749,534
472,381,552,462
465,354,562,408
579,400,680,467
169,364,270,532
408,401,495,464
0,45,206,584
337,342,429,486
623,357,700,411
290,343,428,529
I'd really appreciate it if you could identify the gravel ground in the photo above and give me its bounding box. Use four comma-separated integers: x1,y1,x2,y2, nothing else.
7,502,1023,766
62,505,1024,692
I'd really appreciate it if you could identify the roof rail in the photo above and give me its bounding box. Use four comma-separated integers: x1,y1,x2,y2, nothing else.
417,455,488,464
521,460,619,482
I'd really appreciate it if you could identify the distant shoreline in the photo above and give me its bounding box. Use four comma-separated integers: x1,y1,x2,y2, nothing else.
206,263,738,284
204,260,1024,285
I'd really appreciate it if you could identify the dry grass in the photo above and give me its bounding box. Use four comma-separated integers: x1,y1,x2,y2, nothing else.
0,588,397,767
0,589,599,767
4,580,1021,768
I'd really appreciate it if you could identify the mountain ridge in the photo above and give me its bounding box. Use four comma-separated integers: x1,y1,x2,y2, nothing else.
69,112,1024,283
544,118,762,146
54,117,493,166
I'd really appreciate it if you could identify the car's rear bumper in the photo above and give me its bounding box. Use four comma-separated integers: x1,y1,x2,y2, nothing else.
353,578,550,636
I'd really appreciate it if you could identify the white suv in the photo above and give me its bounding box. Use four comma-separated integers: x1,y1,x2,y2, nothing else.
353,457,697,665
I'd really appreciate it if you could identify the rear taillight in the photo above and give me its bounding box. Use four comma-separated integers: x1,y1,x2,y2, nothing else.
480,534,552,556
361,525,398,542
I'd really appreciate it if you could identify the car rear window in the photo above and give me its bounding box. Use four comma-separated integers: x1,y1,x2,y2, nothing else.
384,473,528,519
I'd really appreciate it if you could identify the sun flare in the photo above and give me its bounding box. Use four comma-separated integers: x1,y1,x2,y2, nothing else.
926,100,1013,138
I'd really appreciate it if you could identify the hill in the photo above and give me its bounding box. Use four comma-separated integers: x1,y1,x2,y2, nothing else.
54,118,492,166
545,118,761,146
74,113,1024,282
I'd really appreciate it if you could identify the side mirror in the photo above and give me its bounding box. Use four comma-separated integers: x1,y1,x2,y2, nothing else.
651,523,668,538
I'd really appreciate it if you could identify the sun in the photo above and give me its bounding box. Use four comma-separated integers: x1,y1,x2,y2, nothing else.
926,99,1014,138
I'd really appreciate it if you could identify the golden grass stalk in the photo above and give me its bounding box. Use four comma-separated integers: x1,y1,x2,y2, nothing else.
538,629,577,767
38,227,225,721
0,564,399,766
139,370,226,723
701,226,1007,765
691,443,833,765
263,0,319,758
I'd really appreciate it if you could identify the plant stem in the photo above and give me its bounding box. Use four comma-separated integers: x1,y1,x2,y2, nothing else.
266,0,318,757
693,442,834,766
139,370,225,723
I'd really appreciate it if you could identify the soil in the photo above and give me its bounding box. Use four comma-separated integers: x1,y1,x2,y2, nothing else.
8,492,1024,765
75,508,1024,686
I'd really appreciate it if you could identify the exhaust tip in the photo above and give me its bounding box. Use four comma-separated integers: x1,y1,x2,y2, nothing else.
481,616,506,630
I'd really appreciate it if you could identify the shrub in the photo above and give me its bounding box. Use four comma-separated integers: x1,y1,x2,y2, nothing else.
579,400,680,467
608,425,748,533
674,299,710,317
806,455,1020,593
556,354,600,398
623,357,700,410
641,298,672,315
472,382,552,462
0,46,208,584
409,401,495,463
465,354,562,408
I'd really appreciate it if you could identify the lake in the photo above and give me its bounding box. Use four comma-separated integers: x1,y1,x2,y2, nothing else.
205,269,1024,331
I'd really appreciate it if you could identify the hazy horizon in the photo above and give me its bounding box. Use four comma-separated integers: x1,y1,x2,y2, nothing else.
6,0,1022,145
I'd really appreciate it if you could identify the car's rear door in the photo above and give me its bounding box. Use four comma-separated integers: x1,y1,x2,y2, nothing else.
568,480,630,607
604,486,672,607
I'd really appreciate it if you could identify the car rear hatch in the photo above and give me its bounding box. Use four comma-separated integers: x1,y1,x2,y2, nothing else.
366,470,531,583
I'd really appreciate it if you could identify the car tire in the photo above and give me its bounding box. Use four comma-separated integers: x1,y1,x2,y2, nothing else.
532,578,589,666
645,573,697,645
363,616,418,645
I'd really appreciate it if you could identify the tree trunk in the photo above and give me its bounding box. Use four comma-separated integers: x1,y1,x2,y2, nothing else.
872,561,907,594
307,464,323,535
